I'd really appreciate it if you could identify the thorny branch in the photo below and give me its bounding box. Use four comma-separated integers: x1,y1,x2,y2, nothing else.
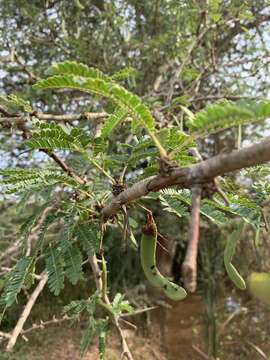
6,271,49,352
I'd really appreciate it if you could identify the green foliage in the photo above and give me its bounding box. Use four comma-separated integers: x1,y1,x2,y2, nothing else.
64,299,89,321
188,100,270,137
46,61,110,81
45,244,65,296
80,318,96,357
100,108,128,138
159,188,262,228
33,212,63,256
0,257,33,307
63,244,83,285
159,191,188,218
75,223,100,255
224,223,246,290
111,66,137,81
26,120,90,150
33,67,156,133
1,1,270,357
111,293,134,316
64,293,110,359
0,94,32,113
0,168,78,194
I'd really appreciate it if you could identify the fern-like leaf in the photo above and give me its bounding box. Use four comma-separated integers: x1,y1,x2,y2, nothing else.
189,100,270,136
45,244,65,296
46,60,110,80
80,319,95,357
63,244,83,285
75,223,100,255
26,120,90,150
1,257,33,307
0,168,78,194
100,108,128,138
33,73,155,132
0,94,32,113
160,193,188,218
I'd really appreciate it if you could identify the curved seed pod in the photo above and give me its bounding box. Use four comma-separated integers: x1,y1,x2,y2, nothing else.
140,213,187,301
248,272,270,306
224,222,246,290
226,263,246,290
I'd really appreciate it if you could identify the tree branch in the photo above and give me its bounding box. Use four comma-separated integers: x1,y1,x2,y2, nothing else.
32,111,108,122
6,271,48,352
182,186,201,292
101,137,270,219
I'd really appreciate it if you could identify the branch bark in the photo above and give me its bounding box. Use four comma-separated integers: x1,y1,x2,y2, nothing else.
32,111,108,122
182,186,201,292
101,137,270,219
6,271,48,352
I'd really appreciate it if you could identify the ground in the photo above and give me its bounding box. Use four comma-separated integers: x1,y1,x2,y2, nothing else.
1,293,270,360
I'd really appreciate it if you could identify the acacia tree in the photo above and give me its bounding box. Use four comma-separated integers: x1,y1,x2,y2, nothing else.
1,1,270,359
0,60,270,358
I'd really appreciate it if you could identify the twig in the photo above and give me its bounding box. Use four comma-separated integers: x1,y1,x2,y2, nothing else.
246,340,267,359
121,306,157,317
33,111,108,122
6,271,48,352
193,94,265,103
13,52,38,83
218,308,246,335
192,345,214,360
22,315,69,335
0,331,11,339
42,150,86,185
0,110,108,124
182,186,202,292
88,254,134,360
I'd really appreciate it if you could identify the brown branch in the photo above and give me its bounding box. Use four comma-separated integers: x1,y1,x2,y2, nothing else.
101,137,270,220
193,95,265,103
0,106,19,118
32,111,108,122
13,52,38,83
6,271,48,352
21,315,69,336
0,111,108,124
182,186,201,293
41,150,85,185
0,331,11,340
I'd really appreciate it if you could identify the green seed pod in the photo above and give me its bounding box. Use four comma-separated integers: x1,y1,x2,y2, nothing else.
226,263,246,290
140,213,187,301
224,222,246,290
